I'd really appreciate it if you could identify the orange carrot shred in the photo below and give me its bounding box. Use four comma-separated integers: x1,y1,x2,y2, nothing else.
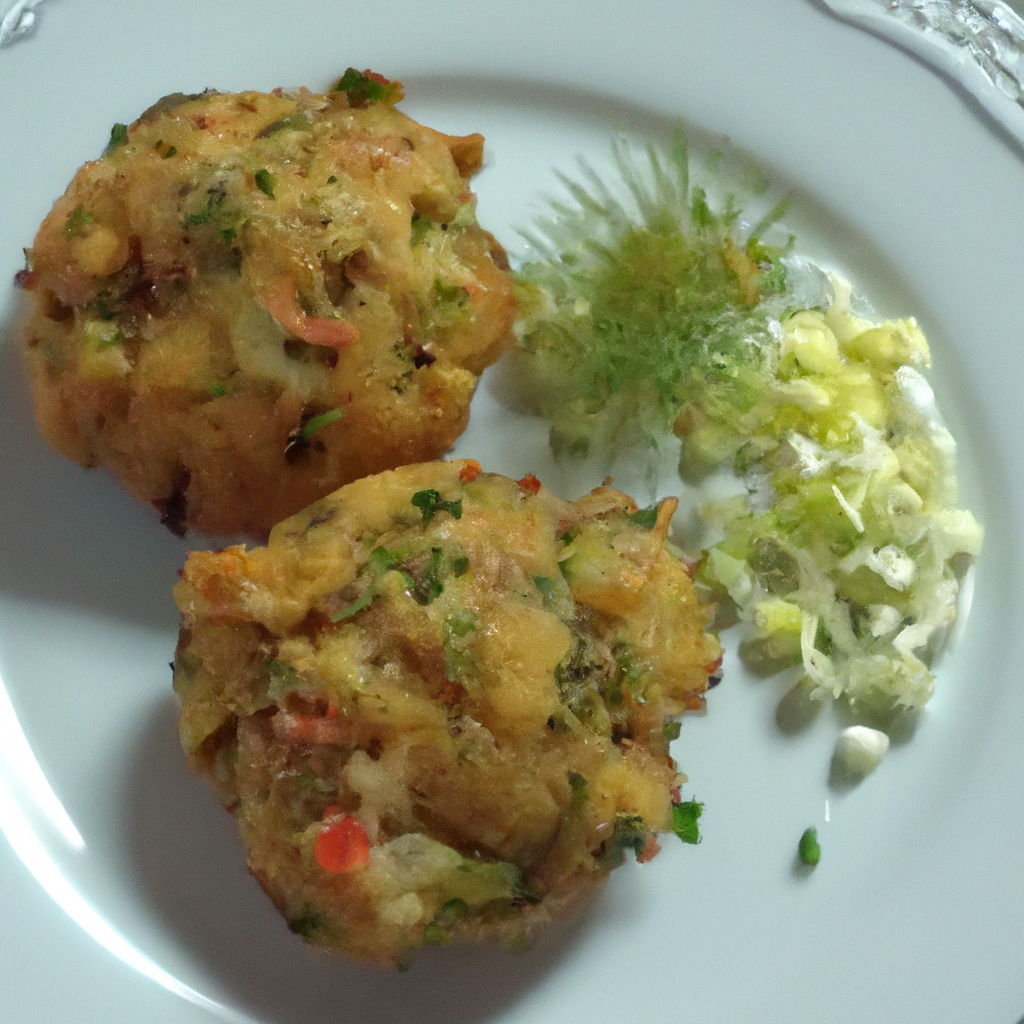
517,473,542,494
637,834,661,864
459,460,482,483
315,815,370,872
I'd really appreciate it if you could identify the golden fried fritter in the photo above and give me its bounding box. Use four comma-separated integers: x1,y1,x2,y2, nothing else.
172,460,720,966
20,72,514,536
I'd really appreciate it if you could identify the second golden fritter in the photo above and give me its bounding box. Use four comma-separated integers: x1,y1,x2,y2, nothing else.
173,460,721,966
20,72,514,536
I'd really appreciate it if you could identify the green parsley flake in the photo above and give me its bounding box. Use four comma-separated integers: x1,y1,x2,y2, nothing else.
798,827,821,867
63,206,94,239
368,545,400,575
333,67,401,107
208,382,227,398
254,168,276,198
182,185,228,229
299,408,343,439
411,489,463,523
183,206,211,228
331,590,374,622
601,813,649,866
104,122,129,155
567,770,588,808
672,799,703,845
630,506,659,529
327,174,338,184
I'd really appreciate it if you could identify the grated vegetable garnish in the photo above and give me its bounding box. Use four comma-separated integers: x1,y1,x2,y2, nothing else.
509,133,982,725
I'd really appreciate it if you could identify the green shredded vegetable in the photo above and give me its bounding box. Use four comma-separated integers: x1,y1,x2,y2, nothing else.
512,132,790,457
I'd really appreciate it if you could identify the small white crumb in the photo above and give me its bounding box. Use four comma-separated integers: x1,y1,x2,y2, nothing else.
834,725,889,777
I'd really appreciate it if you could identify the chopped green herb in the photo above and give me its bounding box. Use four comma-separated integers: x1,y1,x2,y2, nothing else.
411,212,432,246
423,897,469,945
451,554,470,576
445,609,477,638
288,906,324,939
433,277,468,307
533,576,557,603
443,609,477,680
182,184,228,229
409,547,444,605
368,545,400,575
163,145,177,158
208,382,227,398
104,122,129,155
663,719,681,742
299,407,343,439
567,770,588,808
183,206,211,227
554,631,610,731
672,798,703,845
630,505,660,529
601,813,649,866
327,174,338,184
411,488,463,523
331,590,374,622
254,168,276,198
613,646,643,694
63,206,94,239
438,897,469,921
333,67,401,107
798,827,820,867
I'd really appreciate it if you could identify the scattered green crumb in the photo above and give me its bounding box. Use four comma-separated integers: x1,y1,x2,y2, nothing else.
672,798,703,845
798,827,821,867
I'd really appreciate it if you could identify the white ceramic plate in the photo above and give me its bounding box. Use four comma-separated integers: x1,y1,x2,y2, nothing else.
2,2,1023,1022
